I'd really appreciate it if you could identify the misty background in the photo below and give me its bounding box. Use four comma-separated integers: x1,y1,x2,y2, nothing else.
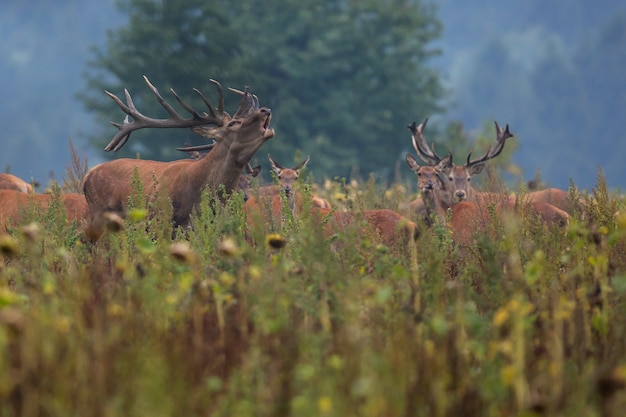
1,0,624,191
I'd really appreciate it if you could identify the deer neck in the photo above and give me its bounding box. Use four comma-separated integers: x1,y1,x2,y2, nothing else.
185,142,248,198
421,188,449,225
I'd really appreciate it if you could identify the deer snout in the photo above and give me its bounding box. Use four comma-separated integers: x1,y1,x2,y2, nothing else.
455,190,466,201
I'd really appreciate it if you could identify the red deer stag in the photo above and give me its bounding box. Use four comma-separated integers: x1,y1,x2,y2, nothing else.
410,118,580,214
405,125,569,244
83,76,274,238
0,189,89,232
0,173,33,194
409,118,514,206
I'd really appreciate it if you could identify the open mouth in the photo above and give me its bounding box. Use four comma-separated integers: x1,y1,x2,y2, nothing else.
262,113,274,139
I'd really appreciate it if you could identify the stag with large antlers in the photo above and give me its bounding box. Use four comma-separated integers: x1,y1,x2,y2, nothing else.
409,118,581,214
83,76,274,238
409,118,514,205
405,121,569,244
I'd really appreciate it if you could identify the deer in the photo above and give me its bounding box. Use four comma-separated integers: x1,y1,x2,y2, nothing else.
409,118,580,215
0,189,89,232
243,154,332,233
0,173,34,194
405,122,569,245
405,152,569,245
82,76,274,239
320,208,419,249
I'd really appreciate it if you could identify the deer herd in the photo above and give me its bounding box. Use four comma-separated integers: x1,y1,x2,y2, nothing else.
0,76,584,250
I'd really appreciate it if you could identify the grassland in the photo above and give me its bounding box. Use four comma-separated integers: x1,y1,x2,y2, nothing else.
0,170,625,417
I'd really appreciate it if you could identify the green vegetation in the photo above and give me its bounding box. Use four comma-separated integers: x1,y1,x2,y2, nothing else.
1,171,626,417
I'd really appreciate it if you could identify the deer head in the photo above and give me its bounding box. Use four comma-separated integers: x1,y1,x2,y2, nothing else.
405,152,453,220
408,118,513,203
267,154,310,198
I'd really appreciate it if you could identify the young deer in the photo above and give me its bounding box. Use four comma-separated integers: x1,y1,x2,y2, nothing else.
83,77,274,239
244,155,331,232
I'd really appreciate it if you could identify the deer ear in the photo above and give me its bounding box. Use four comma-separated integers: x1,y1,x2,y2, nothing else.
250,165,262,178
192,126,221,140
267,154,283,174
435,154,452,173
468,164,485,175
296,156,310,172
405,153,420,171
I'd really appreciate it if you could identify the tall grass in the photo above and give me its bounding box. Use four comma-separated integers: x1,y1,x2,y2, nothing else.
1,171,625,417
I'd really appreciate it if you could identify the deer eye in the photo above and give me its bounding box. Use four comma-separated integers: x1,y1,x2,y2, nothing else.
448,177,453,181
467,177,471,182
227,120,240,127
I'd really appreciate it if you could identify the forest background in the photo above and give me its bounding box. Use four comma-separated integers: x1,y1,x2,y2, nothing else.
1,0,624,191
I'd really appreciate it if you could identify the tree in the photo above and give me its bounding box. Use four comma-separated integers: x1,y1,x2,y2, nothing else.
79,0,446,182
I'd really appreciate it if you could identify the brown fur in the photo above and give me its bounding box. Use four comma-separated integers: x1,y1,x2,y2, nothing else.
0,190,88,231
0,173,33,194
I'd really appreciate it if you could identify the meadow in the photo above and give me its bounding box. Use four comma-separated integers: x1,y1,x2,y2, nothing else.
0,168,625,417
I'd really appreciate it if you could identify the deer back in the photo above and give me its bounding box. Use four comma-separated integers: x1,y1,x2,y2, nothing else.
0,173,33,194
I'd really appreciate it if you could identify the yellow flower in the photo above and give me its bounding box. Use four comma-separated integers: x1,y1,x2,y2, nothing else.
218,237,240,257
0,235,20,257
266,233,287,249
318,396,332,413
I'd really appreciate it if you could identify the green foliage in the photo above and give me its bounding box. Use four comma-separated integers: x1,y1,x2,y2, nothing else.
78,0,445,182
1,174,626,416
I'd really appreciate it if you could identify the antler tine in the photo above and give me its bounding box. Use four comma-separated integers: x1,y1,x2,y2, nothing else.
208,79,224,115
408,118,443,165
466,121,514,167
229,86,257,119
103,75,227,152
175,141,217,153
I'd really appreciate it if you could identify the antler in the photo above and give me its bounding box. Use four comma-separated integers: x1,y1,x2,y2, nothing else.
408,118,444,165
176,142,216,153
228,87,260,118
104,76,260,152
465,121,514,168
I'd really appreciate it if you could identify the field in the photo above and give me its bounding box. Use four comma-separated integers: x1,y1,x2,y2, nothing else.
1,170,625,417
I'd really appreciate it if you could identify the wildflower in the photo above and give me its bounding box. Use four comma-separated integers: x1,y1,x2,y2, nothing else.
218,237,240,257
266,233,287,249
0,235,20,257
169,242,197,264
127,208,148,221
21,222,41,241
